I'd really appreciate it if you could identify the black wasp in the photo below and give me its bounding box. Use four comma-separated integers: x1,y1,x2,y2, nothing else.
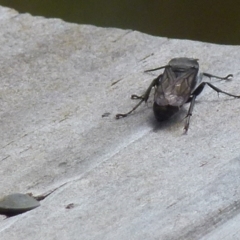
116,57,240,132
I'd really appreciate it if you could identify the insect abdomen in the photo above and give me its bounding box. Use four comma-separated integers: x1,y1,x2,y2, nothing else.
153,102,179,121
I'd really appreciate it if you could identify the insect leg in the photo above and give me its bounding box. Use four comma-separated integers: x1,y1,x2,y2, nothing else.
116,77,159,119
184,81,240,132
186,81,206,103
204,82,240,98
144,65,168,73
184,95,197,133
202,72,233,80
184,82,210,131
131,76,159,102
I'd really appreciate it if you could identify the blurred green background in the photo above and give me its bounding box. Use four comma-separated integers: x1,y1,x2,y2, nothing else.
0,0,240,44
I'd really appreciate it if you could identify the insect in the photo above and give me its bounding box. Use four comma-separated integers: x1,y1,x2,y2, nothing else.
116,57,240,132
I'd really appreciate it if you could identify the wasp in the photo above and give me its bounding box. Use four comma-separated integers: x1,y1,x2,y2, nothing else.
116,57,240,132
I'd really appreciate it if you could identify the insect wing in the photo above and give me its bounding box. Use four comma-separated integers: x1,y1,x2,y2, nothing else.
154,67,198,107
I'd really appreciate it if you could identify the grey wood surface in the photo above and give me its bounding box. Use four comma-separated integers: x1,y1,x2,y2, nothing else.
0,5,240,240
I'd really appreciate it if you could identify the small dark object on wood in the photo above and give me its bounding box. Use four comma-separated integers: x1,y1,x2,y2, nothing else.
102,112,110,118
116,57,240,132
65,203,75,209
